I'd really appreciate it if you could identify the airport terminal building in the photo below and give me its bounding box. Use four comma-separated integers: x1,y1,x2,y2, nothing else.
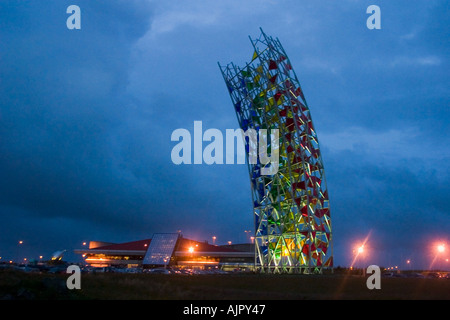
74,233,254,271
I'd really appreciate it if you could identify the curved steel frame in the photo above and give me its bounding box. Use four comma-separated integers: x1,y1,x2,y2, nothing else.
219,29,332,273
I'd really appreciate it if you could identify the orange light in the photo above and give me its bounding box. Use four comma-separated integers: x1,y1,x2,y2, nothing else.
179,261,219,265
188,247,194,253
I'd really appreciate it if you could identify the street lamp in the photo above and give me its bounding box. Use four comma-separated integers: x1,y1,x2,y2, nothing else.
429,242,447,270
244,230,252,243
350,231,372,270
406,259,411,270
17,240,24,263
357,245,364,254
350,243,366,270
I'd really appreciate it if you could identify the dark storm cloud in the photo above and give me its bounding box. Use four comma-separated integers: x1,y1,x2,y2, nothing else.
0,1,159,252
0,1,252,255
323,140,450,268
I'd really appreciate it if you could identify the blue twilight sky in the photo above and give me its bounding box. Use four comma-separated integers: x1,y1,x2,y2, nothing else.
0,0,449,269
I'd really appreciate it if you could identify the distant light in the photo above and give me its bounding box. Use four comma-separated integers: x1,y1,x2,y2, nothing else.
406,260,410,264
228,241,232,245
437,244,445,253
357,245,364,254
82,242,87,246
188,247,194,253
18,240,23,244
39,256,43,259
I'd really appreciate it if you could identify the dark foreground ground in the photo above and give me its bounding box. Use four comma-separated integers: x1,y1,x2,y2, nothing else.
1,269,449,300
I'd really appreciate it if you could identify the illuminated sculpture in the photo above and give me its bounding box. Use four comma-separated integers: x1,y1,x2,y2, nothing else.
219,29,332,273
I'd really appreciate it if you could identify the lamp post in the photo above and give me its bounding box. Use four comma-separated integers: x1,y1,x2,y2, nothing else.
406,259,411,271
428,242,447,271
436,243,446,270
351,243,366,275
17,240,24,264
244,230,252,243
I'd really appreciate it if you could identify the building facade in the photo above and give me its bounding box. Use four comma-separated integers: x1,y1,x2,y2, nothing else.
74,233,254,271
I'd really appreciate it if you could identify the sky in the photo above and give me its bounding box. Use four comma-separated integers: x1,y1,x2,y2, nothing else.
0,0,449,270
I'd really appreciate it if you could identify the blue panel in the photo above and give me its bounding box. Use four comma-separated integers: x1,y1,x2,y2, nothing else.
142,233,180,266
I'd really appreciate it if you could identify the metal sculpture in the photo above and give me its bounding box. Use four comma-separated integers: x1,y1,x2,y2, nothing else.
219,29,332,273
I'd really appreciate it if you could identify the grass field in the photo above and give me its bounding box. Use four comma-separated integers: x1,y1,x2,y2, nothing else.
1,270,449,300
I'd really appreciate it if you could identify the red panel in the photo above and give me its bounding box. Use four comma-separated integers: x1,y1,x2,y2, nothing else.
269,74,278,84
269,60,277,70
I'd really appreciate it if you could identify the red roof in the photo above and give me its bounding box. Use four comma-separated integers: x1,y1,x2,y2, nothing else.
90,239,151,251
89,237,242,253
